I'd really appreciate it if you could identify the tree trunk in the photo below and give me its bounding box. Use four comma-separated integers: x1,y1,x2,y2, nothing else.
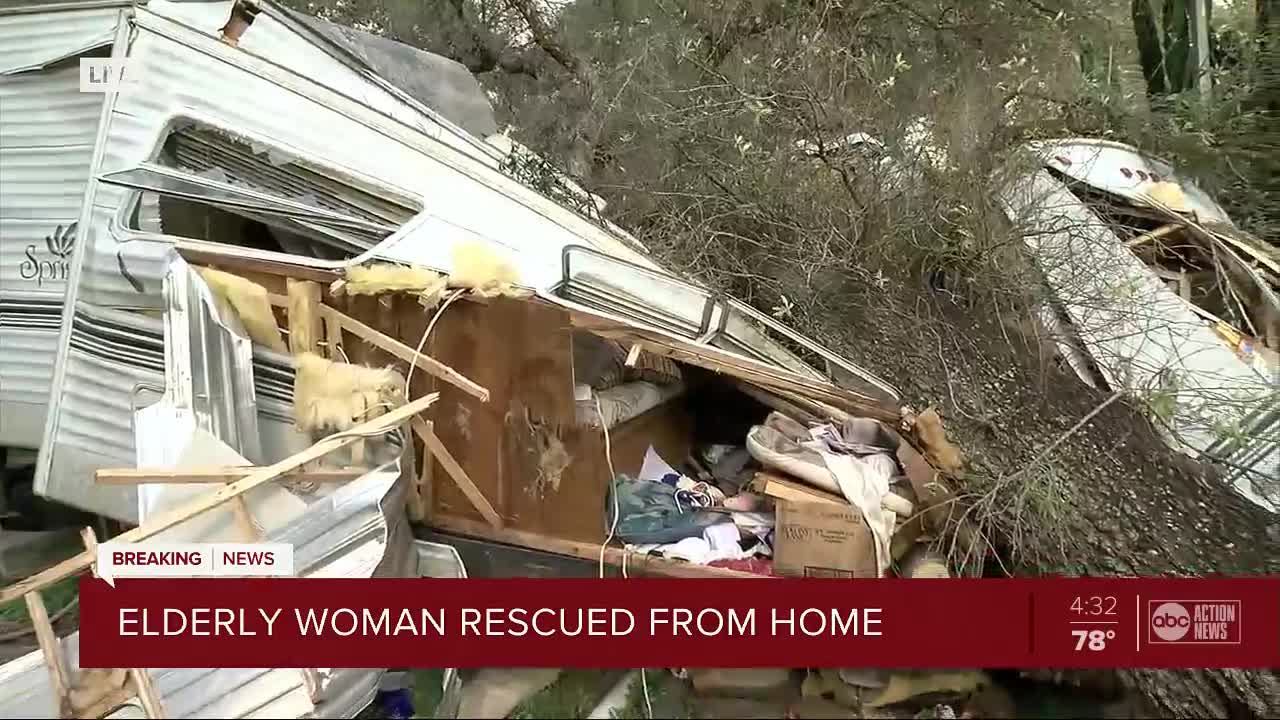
1162,0,1192,92
1133,0,1169,96
1258,0,1280,115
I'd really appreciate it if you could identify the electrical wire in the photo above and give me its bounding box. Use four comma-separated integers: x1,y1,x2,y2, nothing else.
404,287,467,398
596,397,651,719
597,396,618,578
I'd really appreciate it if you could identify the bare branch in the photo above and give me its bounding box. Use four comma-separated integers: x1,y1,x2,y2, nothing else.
504,0,589,81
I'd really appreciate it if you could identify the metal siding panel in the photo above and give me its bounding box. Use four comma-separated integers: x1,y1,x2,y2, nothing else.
0,5,118,74
0,30,105,447
0,64,104,146
0,145,96,216
0,219,79,297
147,0,497,163
0,459,403,717
40,6,660,511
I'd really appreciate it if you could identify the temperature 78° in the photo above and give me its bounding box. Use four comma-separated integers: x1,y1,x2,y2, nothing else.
1072,629,1116,651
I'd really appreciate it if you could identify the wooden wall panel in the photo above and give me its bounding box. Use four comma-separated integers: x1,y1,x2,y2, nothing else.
425,298,608,542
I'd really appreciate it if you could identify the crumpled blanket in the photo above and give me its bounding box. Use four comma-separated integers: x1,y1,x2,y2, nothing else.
746,412,900,575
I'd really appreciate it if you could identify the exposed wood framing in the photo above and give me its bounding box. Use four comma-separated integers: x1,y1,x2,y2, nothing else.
286,279,323,356
321,305,490,403
26,592,70,705
409,434,434,523
412,417,502,529
324,310,343,360
0,392,440,605
95,467,368,485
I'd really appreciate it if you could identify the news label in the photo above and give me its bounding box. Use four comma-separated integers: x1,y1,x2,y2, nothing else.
79,58,143,93
1148,600,1242,644
96,543,294,585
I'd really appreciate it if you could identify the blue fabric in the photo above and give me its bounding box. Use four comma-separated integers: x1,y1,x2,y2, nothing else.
607,473,723,545
377,689,414,719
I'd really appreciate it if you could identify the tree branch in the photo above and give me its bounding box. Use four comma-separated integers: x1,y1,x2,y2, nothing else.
505,0,588,80
443,0,540,77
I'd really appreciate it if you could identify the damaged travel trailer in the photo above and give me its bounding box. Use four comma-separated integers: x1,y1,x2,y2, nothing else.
1003,139,1279,512
2,1,964,717
796,131,1279,513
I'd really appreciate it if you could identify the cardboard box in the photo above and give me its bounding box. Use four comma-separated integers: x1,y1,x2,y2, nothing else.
774,501,876,578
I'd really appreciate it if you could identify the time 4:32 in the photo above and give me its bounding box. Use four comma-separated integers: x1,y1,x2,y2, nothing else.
1070,596,1117,616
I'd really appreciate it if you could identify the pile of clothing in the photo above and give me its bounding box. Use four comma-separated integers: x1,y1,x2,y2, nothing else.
605,410,921,577
608,446,775,572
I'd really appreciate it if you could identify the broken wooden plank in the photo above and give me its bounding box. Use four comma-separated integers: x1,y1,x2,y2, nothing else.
0,551,92,607
412,417,502,529
320,305,490,403
80,527,99,578
0,392,440,605
431,515,767,579
94,467,368,485
26,592,70,705
757,472,846,506
624,343,642,368
230,493,259,543
1125,222,1181,248
287,279,323,356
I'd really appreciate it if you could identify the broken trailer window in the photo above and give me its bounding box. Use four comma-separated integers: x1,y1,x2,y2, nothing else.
555,245,900,401
104,121,422,260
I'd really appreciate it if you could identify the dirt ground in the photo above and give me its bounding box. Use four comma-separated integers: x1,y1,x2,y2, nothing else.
800,277,1280,716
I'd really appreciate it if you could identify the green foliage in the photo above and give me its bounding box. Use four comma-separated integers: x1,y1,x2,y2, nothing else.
510,671,619,719
0,575,78,624
614,670,692,719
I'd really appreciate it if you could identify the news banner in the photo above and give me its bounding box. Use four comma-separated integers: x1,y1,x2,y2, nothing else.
70,542,1277,669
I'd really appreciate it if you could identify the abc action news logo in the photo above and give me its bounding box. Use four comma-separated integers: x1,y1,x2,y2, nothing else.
1148,600,1242,644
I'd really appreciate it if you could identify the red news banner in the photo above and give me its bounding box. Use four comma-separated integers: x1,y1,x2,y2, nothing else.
78,577,1278,669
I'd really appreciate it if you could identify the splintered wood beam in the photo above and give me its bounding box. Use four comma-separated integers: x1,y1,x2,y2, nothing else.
411,417,502,529
319,305,490,403
0,392,439,605
94,467,368,485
